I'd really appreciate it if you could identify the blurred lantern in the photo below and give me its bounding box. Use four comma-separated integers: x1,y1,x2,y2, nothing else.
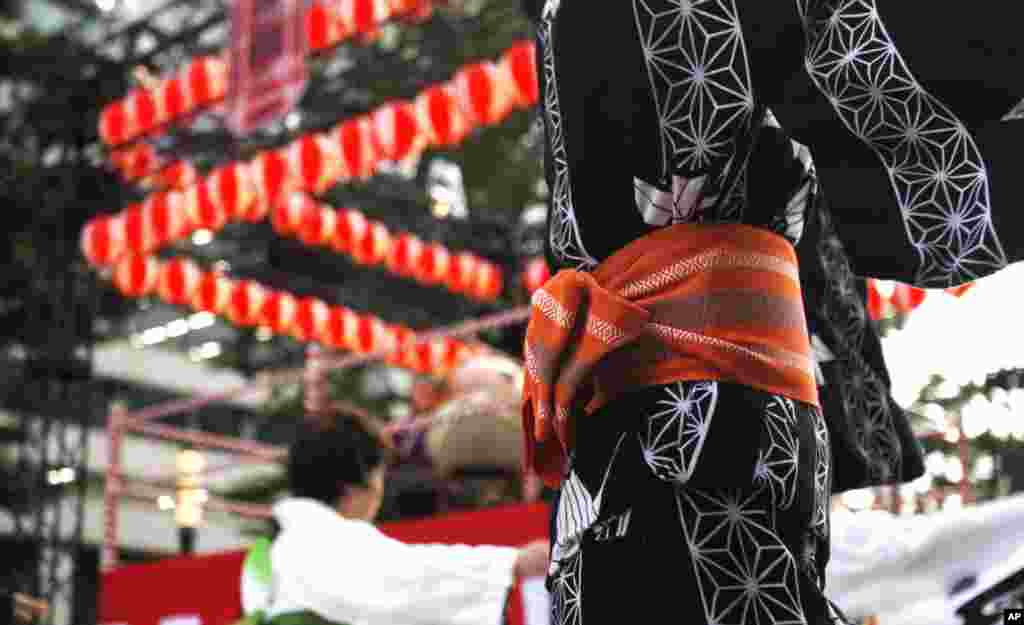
192,271,233,315
472,262,503,301
99,100,130,146
157,258,201,306
271,192,315,236
339,0,386,35
209,163,255,220
372,101,422,163
947,283,975,298
260,290,297,335
113,253,160,297
227,280,267,326
81,215,126,267
157,161,198,191
335,116,378,181
291,133,341,194
332,208,367,254
186,179,228,231
123,203,153,254
128,87,160,136
305,2,342,51
386,233,422,276
298,204,337,247
413,243,449,285
866,279,884,320
292,297,330,343
324,306,353,349
187,57,228,108
386,325,415,366
353,220,390,265
455,61,510,126
144,191,188,247
416,85,466,148
446,252,477,294
890,283,927,315
501,41,539,107
160,76,190,122
251,149,295,218
522,257,550,294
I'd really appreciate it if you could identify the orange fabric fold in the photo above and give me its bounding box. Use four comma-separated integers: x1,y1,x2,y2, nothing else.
522,223,819,488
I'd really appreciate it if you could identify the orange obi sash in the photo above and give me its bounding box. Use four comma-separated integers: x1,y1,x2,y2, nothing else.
522,223,819,487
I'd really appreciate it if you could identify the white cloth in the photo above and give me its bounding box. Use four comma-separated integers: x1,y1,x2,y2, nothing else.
268,498,520,625
826,493,1024,625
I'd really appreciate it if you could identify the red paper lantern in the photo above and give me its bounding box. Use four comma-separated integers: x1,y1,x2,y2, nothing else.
325,306,354,349
271,192,313,236
298,205,337,247
291,133,340,194
122,144,157,181
891,283,927,315
353,220,390,265
251,149,295,217
414,242,449,284
160,76,190,122
372,101,421,163
354,314,381,353
501,41,539,107
947,283,975,298
866,280,884,320
227,280,266,326
81,215,126,266
386,325,415,366
99,100,130,146
128,88,161,135
144,191,187,246
446,252,478,294
340,0,386,35
332,209,368,254
187,57,227,106
522,257,550,294
185,179,227,231
113,253,160,297
455,62,508,126
412,339,435,373
123,203,152,254
439,337,463,373
386,233,422,276
209,163,255,220
292,297,330,342
259,291,297,335
472,262,503,300
157,257,201,306
335,117,378,180
305,2,342,51
157,161,198,191
416,85,466,147
191,272,232,315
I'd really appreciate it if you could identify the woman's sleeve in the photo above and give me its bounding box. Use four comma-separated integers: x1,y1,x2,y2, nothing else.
788,0,1023,286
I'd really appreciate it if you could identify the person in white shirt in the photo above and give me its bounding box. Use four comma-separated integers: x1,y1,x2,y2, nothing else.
256,419,550,625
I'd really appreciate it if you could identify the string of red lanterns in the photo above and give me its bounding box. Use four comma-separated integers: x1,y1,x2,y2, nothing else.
112,252,470,376
99,40,538,198
865,279,975,320
98,0,441,149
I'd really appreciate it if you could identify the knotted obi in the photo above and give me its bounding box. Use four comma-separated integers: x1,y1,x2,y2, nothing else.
522,223,819,487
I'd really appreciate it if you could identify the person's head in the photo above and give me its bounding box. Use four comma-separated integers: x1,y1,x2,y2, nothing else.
287,419,386,521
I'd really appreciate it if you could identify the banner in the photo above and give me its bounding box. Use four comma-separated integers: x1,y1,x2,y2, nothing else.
100,502,550,625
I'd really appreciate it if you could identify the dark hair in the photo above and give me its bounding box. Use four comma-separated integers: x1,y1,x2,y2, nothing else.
287,418,384,506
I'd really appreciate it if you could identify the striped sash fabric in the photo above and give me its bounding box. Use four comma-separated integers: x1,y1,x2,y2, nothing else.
522,223,819,487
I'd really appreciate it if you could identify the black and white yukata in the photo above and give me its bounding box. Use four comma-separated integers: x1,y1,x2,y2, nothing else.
523,0,1024,623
